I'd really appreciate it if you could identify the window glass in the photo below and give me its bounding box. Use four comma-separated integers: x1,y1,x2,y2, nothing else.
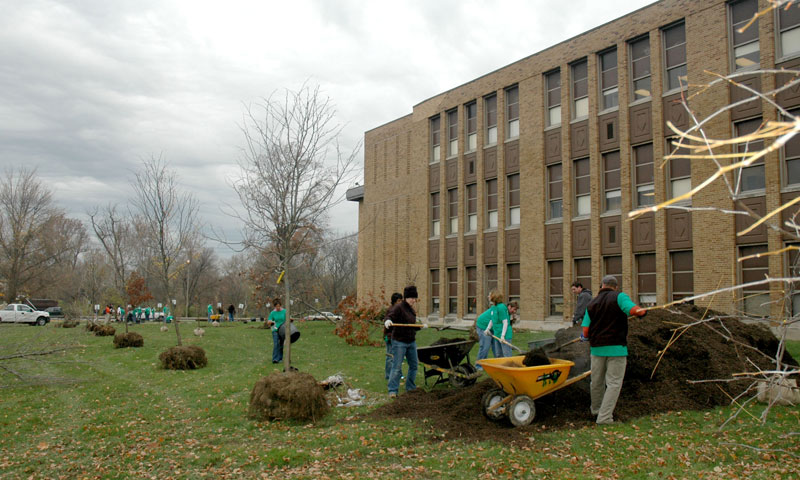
447,109,458,157
466,183,477,232
507,263,521,305
546,70,561,127
485,95,497,145
735,117,765,193
431,192,440,237
575,258,592,291
485,265,498,308
465,102,477,152
779,6,800,58
730,0,759,70
600,48,619,110
572,60,588,119
430,116,440,163
430,270,440,314
448,188,458,234
448,268,458,314
603,151,621,212
604,255,623,289
548,163,563,220
549,260,563,315
486,179,498,229
663,22,687,90
740,244,770,317
634,143,655,207
630,36,651,100
506,86,519,139
667,138,692,200
574,158,590,216
670,250,693,301
466,267,477,315
636,253,657,306
508,174,520,226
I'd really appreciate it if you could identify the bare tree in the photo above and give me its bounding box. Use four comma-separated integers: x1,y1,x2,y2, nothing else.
131,155,200,346
232,83,360,370
317,233,358,310
0,167,81,301
88,204,133,300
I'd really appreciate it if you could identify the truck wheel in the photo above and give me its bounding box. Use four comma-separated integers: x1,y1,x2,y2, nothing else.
508,395,536,427
35,317,47,326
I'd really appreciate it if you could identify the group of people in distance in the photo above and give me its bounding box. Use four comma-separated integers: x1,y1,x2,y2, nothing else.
206,303,238,322
381,275,648,426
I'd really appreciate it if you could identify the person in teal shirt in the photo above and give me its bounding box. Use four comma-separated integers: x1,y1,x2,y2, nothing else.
163,305,172,323
475,298,497,369
144,306,151,322
267,298,286,364
207,304,213,322
581,275,647,425
484,290,512,357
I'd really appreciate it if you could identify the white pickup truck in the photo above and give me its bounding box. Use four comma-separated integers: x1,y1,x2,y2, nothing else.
0,304,50,326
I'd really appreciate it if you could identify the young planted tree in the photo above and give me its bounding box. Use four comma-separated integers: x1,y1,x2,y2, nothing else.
233,83,360,370
131,156,200,346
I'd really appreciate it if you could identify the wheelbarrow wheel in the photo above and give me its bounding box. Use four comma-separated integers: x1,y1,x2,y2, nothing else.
482,389,507,421
508,395,536,427
449,364,477,387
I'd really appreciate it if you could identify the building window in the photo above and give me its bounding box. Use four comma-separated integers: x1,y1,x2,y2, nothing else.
431,192,440,237
783,109,800,186
430,269,440,314
574,157,590,217
778,4,800,59
548,163,563,220
599,48,619,110
603,150,621,212
740,244,769,317
571,60,589,119
604,255,622,289
466,183,478,232
447,188,458,234
465,102,477,152
670,250,693,302
448,268,458,314
506,86,519,139
729,0,759,70
662,21,687,91
447,109,458,157
548,260,564,316
734,117,765,193
485,94,498,145
784,244,800,315
485,264,498,308
546,70,561,127
634,143,655,207
466,266,477,315
430,116,440,164
507,173,520,226
667,138,692,200
486,178,498,229
507,263,520,305
636,253,657,306
630,35,651,100
575,257,592,291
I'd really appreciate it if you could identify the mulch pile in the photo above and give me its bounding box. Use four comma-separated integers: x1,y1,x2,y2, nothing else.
370,305,798,443
248,371,330,422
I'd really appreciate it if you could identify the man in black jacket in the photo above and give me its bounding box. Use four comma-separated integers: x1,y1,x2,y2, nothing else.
384,285,427,398
571,281,592,326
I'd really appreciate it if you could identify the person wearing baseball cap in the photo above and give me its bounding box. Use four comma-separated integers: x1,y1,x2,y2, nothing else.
384,285,427,398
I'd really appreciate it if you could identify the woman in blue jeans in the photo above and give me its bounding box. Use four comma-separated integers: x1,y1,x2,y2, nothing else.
385,285,426,397
475,296,497,369
384,292,404,380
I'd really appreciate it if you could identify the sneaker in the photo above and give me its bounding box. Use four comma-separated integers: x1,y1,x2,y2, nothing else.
388,392,397,398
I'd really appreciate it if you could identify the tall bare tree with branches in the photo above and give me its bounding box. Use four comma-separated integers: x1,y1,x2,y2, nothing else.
88,204,133,301
232,83,360,370
131,156,200,346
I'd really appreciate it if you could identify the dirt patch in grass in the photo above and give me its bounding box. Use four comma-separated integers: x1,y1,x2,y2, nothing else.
370,305,798,443
248,371,330,422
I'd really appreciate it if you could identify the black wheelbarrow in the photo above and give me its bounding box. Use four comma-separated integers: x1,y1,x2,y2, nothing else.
416,339,479,387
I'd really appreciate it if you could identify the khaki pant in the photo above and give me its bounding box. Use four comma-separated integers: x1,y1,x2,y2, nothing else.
590,355,627,424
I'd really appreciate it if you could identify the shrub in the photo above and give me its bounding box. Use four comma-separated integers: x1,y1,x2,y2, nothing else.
159,345,207,370
113,332,144,348
333,292,386,347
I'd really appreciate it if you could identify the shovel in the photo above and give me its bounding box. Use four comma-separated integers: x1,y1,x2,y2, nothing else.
547,337,582,352
489,333,524,353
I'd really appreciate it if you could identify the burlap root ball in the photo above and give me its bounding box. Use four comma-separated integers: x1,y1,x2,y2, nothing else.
113,332,144,348
248,371,330,422
159,345,208,370
93,325,116,336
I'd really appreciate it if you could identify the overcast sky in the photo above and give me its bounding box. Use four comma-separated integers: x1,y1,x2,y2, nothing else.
0,0,655,257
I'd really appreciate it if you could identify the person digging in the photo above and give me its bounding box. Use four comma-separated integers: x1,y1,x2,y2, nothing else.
580,275,647,425
384,285,428,398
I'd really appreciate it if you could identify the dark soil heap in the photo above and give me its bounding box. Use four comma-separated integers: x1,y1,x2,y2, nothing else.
113,332,144,348
248,371,330,422
371,305,797,443
159,345,207,370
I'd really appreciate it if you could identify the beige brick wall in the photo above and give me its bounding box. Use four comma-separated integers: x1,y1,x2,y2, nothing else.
355,0,794,322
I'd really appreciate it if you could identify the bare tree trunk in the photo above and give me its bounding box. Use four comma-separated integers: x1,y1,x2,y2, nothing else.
283,267,291,371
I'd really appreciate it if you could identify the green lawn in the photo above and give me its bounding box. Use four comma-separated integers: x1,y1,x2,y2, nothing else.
0,321,797,479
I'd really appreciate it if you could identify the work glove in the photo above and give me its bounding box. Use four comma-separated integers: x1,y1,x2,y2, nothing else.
421,323,428,329
579,334,588,342
630,306,647,318
384,319,393,329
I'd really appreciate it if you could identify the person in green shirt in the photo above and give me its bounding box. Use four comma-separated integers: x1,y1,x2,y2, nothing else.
144,306,151,322
581,275,647,425
484,289,512,358
475,297,497,369
207,304,213,322
267,298,286,364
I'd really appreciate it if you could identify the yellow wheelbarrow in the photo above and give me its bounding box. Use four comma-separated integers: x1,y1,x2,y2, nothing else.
476,356,591,427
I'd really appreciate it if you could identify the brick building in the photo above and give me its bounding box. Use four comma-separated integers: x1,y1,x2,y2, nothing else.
348,0,800,330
